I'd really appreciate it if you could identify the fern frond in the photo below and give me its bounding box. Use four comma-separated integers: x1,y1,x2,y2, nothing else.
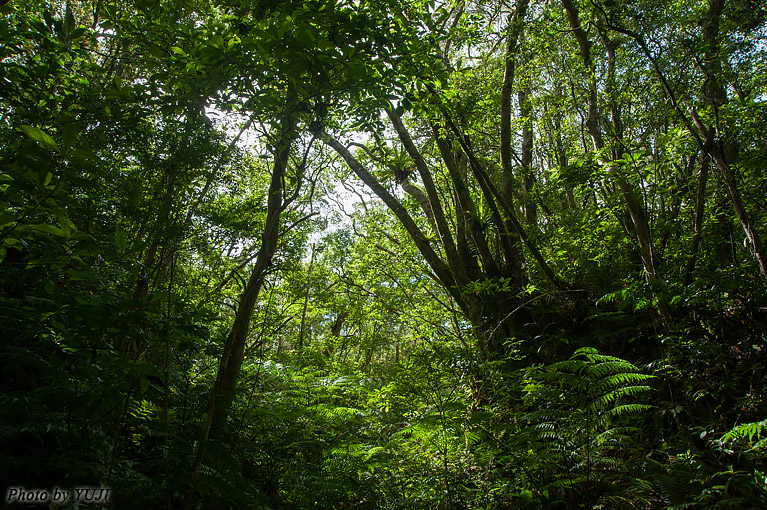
721,419,767,449
588,360,641,378
591,372,655,392
589,388,654,412
550,359,589,374
537,370,589,391
609,403,653,417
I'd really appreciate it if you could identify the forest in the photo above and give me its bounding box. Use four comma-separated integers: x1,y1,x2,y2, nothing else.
1,0,766,508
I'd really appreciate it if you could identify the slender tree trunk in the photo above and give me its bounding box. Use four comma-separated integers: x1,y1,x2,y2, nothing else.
693,0,767,280
184,111,297,509
707,141,767,278
298,243,315,350
684,154,709,284
501,0,530,208
432,128,485,281
322,131,516,355
519,86,536,224
549,113,577,211
602,0,767,280
320,132,462,306
207,121,294,439
498,0,531,282
427,92,565,289
387,107,470,286
562,0,660,281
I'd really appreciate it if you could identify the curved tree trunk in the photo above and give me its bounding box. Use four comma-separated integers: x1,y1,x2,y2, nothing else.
599,0,767,281
184,111,298,509
562,0,660,281
695,0,767,280
207,118,296,439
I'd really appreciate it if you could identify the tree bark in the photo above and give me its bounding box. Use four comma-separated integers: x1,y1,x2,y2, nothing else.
519,86,536,224
694,0,767,280
298,243,316,350
184,110,298,509
432,127,487,280
598,0,767,280
320,132,463,308
562,0,660,281
432,101,566,290
208,121,295,439
386,107,470,287
501,0,530,208
692,111,767,279
684,153,708,284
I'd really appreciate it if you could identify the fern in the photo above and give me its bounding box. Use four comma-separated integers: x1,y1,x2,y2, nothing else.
521,348,656,499
721,420,767,450
649,457,702,509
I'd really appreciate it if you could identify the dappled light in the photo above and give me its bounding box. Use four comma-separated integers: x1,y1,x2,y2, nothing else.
1,0,766,508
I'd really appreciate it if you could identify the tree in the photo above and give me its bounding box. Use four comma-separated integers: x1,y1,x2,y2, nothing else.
320,0,576,359
3,0,767,507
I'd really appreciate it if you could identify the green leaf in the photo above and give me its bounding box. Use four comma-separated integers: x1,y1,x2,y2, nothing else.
55,208,75,238
69,27,86,40
28,223,65,237
61,123,79,153
0,211,15,228
70,149,100,161
20,125,59,153
115,227,126,251
65,6,75,33
67,269,97,281
469,410,493,423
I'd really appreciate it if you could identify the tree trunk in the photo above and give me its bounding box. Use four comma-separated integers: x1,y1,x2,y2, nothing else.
321,131,462,305
684,153,709,284
562,0,660,281
519,86,536,224
207,123,294,439
387,107,470,286
501,0,530,208
298,243,315,350
693,0,767,280
184,111,297,509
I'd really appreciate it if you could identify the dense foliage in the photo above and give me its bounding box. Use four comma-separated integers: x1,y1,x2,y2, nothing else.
1,0,766,508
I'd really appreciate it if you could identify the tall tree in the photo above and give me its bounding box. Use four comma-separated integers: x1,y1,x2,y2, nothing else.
322,0,572,357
